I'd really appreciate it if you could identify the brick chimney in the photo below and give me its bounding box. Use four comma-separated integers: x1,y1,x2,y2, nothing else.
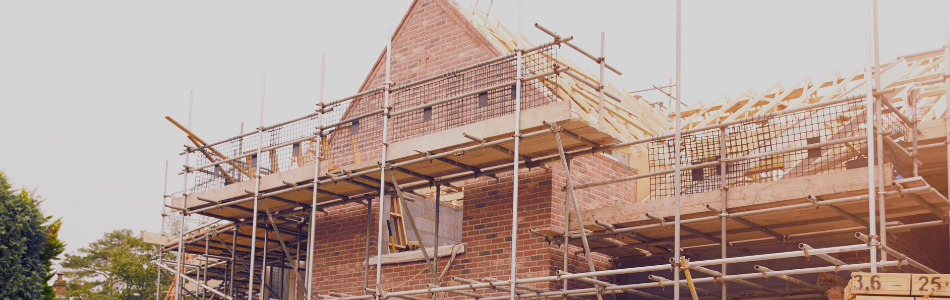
54,272,66,298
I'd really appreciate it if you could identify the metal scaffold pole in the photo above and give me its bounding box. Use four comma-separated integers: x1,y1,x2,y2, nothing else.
231,226,238,298
872,0,888,266
863,0,879,273
203,234,210,299
598,31,605,131
158,160,168,300
261,230,270,299
510,2,523,299
307,52,327,300
375,27,393,292
674,0,683,298
718,127,727,300
363,196,372,293
944,0,950,256
248,76,266,299
549,122,600,300
175,93,194,300
562,170,569,298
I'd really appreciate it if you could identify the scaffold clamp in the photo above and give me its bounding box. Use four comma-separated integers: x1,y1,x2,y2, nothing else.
893,182,906,198
806,195,820,209
668,257,681,270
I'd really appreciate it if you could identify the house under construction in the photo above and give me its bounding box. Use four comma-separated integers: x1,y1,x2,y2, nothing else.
147,1,950,299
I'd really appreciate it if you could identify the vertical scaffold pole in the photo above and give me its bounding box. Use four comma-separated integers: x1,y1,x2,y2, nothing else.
674,0,683,298
158,160,168,300
162,161,169,236
175,92,194,300
248,76,266,299
598,32,605,131
719,127,727,300
261,230,270,300
943,0,950,257
231,226,238,298
363,198,372,292
307,52,327,300
871,0,888,266
562,169,569,298
295,224,302,300
375,27,393,293
433,184,441,300
203,234,210,300
510,2,523,300
863,0,879,273
912,86,920,177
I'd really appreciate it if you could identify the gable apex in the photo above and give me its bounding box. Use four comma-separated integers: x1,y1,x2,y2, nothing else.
355,0,507,93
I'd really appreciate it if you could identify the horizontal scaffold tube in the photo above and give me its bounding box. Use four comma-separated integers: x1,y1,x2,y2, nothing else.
888,219,947,231
390,67,568,117
184,56,941,216
389,36,573,94
534,23,621,75
187,127,556,214
573,134,867,190
185,39,574,158
154,261,232,299
855,232,937,274
472,260,903,300
564,186,930,239
190,112,321,153
183,67,567,174
587,77,945,158
328,244,871,300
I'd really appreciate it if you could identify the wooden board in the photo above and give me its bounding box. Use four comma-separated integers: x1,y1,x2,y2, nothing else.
566,167,950,257
575,166,889,231
142,231,175,246
386,100,571,160
847,272,950,298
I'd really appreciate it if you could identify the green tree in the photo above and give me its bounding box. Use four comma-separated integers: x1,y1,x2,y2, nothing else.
0,171,65,300
41,215,65,299
62,229,169,300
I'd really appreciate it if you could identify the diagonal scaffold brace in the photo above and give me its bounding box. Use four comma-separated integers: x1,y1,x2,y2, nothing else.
547,121,603,300
386,169,439,285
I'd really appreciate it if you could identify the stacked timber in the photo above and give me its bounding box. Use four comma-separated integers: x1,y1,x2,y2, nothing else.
845,272,950,299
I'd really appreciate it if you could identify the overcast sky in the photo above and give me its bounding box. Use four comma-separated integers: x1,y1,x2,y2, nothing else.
0,1,946,265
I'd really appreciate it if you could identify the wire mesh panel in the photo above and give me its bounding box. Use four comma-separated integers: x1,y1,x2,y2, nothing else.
189,46,561,192
648,98,909,200
324,91,385,170
388,45,559,143
191,113,322,193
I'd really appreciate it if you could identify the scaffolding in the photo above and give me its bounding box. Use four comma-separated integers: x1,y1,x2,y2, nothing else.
151,1,950,300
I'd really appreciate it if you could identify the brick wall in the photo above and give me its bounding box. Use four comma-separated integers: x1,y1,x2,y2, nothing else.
310,0,643,297
327,0,499,171
310,153,637,298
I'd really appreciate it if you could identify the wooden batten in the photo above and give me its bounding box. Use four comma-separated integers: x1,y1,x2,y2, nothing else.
846,272,950,298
